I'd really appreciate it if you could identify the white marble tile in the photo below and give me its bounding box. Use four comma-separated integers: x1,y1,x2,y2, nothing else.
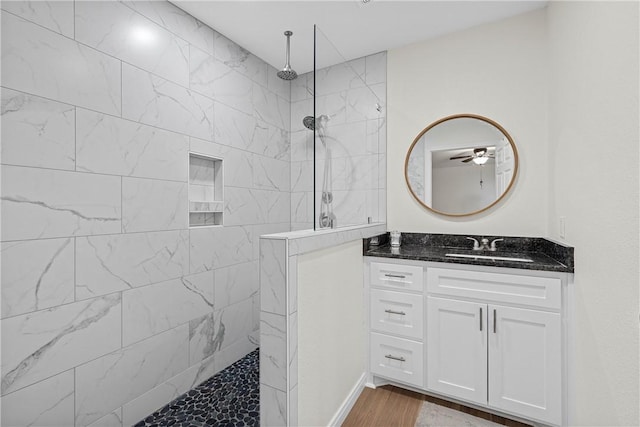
260,312,287,391
252,223,290,261
1,12,121,116
291,160,313,193
76,230,189,300
288,255,298,315
1,369,74,427
188,313,218,366
331,155,376,191
122,177,188,233
289,384,298,427
213,101,261,152
365,51,387,85
122,0,214,55
315,57,366,96
1,0,74,37
253,83,289,129
189,226,253,273
1,238,74,319
122,271,214,346
346,84,385,122
75,1,189,87
213,32,268,87
190,137,254,189
316,91,348,126
214,335,258,374
88,409,123,427
290,130,312,162
122,64,213,141
247,120,289,161
214,261,259,309
75,325,189,426
1,166,121,241
224,187,260,226
255,190,291,225
289,312,298,390
260,384,287,426
267,65,291,102
285,223,386,256
323,120,368,158
260,239,286,316
215,297,253,351
254,155,290,191
1,88,75,170
290,98,312,133
190,46,253,115
378,153,387,189
366,117,386,154
330,189,368,228
290,192,313,225
76,109,189,182
1,294,121,395
291,72,312,102
122,355,217,426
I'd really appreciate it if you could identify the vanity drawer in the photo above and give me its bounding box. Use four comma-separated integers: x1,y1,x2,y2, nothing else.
370,262,424,292
370,332,424,388
427,267,561,310
370,289,423,340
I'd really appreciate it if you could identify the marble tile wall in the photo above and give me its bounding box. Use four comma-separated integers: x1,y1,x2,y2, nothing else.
0,1,290,425
290,52,387,230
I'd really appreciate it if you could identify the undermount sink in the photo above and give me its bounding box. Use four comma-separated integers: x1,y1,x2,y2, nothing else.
445,253,533,263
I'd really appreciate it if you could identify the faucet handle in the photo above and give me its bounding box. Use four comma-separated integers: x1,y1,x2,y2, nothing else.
466,237,481,251
490,238,504,251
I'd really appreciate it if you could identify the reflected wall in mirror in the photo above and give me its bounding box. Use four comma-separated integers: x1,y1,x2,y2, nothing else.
405,114,518,216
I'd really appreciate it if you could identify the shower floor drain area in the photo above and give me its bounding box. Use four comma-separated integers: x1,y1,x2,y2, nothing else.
135,349,259,427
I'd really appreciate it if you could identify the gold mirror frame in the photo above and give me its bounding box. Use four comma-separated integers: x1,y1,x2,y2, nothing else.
404,113,519,217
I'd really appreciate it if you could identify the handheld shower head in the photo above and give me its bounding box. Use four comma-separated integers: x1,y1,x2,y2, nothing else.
302,115,330,131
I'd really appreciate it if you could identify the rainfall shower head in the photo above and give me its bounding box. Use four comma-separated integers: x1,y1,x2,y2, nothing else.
277,31,297,81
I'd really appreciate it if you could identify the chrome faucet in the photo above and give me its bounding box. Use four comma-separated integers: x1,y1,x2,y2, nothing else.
466,237,504,251
466,237,482,251
489,238,504,252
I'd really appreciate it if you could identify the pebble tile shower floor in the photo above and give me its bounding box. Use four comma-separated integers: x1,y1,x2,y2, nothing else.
135,349,259,427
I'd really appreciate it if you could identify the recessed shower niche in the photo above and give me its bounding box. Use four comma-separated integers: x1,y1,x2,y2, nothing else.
189,152,223,227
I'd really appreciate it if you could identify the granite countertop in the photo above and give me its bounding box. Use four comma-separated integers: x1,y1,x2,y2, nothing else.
363,233,574,273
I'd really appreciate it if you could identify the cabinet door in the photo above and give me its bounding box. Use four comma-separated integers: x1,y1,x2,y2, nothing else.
427,297,487,405
488,305,561,425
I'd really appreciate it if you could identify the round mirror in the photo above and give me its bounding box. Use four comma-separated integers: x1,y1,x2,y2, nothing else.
405,114,518,216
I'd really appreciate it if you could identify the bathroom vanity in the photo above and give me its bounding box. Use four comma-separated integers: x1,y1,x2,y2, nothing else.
363,233,574,427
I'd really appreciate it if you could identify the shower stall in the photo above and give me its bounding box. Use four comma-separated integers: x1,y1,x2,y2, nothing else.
290,25,387,231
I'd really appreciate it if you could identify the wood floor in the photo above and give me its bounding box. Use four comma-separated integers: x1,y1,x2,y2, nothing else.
341,385,532,427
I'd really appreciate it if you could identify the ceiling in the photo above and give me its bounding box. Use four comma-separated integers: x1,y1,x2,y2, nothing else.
171,0,547,74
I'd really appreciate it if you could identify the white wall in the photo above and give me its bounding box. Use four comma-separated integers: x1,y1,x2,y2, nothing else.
297,240,365,426
547,2,639,425
387,9,548,234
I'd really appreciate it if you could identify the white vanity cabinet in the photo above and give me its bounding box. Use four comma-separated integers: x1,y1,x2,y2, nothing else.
365,258,571,427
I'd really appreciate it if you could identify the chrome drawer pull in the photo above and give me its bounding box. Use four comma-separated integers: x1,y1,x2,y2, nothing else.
480,307,483,331
384,274,406,279
384,354,406,362
493,309,497,334
384,309,406,316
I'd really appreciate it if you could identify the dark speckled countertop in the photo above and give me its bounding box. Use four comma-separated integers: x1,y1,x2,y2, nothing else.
364,233,574,273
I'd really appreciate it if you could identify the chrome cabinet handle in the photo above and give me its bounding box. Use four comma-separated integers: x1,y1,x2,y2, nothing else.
384,274,406,279
384,309,406,316
480,307,483,331
384,354,406,362
493,309,497,333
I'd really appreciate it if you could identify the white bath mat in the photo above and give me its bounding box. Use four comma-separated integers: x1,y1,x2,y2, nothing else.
414,401,503,427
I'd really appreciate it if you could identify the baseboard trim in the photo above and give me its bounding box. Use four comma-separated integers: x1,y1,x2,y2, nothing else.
328,372,367,426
